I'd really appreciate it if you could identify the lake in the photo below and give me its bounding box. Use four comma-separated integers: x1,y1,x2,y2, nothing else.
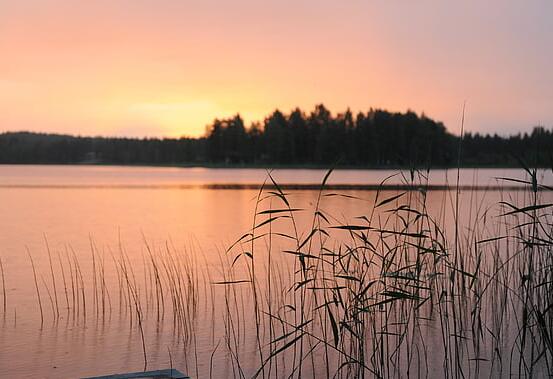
0,165,551,378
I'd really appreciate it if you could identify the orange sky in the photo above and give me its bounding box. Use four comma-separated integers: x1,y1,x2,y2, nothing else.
1,1,552,138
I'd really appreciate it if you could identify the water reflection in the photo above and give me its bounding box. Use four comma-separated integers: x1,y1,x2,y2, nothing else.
0,166,551,377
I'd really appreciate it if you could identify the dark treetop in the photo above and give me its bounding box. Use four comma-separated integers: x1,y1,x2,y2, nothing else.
1,105,551,168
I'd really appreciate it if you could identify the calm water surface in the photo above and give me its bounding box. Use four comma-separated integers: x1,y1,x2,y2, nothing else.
0,165,550,378
1,164,552,187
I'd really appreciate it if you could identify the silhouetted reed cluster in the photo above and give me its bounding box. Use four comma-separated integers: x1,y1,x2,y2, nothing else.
219,168,553,378
13,239,201,372
1,168,552,378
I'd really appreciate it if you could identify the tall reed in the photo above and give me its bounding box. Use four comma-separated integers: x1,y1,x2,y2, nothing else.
219,167,553,378
12,167,553,378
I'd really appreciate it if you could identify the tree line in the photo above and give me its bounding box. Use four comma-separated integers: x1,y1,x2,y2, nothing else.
0,104,551,168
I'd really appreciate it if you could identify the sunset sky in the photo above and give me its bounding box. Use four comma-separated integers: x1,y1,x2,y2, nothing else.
1,1,551,138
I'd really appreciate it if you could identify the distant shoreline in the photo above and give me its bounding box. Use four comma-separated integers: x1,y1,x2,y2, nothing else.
0,162,548,170
0,183,541,191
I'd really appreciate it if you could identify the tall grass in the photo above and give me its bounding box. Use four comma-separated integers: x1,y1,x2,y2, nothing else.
218,168,553,378
0,256,6,315
2,167,552,378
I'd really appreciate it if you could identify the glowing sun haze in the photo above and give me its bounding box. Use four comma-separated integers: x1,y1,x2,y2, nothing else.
1,0,552,138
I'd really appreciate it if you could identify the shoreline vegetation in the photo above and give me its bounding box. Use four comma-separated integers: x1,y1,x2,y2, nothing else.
1,105,552,168
2,161,553,170
0,183,547,192
4,167,552,377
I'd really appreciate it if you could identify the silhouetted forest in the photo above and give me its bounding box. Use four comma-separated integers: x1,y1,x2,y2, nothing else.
1,105,551,168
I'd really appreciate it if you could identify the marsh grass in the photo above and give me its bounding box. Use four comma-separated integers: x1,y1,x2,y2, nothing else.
1,167,552,378
0,256,6,315
218,167,553,378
